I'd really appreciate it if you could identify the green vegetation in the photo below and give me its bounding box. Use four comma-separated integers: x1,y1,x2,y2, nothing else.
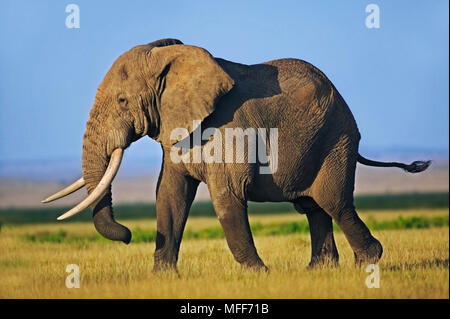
22,215,449,244
0,192,448,225
353,192,449,210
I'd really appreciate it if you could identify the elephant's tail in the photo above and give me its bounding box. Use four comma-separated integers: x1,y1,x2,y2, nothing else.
357,154,431,173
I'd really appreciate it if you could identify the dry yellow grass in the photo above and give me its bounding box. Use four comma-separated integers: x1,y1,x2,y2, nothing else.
0,209,448,299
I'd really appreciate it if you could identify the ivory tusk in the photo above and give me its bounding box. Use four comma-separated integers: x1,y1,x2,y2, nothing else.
42,177,85,203
57,148,123,221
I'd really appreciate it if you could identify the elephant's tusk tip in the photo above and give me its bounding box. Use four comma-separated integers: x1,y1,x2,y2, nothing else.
40,177,86,204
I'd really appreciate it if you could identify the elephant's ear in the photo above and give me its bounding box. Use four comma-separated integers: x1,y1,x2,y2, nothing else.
149,44,234,145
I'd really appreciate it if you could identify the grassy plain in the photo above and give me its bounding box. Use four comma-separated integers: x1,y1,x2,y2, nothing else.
0,207,448,299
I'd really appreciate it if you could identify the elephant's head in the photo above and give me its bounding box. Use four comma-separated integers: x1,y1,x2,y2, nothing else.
43,39,234,243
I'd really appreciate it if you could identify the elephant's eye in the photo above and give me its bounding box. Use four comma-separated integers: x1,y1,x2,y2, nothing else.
118,96,128,107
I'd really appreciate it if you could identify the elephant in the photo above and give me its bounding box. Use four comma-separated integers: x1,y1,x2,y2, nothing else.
43,38,430,271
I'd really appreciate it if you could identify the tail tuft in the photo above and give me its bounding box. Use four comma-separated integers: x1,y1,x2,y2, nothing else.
403,160,431,173
358,153,431,173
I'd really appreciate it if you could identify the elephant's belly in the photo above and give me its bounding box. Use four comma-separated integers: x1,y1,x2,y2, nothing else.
246,174,287,202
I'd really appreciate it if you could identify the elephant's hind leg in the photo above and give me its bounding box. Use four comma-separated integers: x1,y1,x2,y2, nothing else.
294,197,339,267
311,138,383,266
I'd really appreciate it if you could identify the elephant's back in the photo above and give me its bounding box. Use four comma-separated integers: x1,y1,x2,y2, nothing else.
263,58,335,106
264,58,331,86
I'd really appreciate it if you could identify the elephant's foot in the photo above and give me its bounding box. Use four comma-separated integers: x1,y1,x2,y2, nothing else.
308,232,339,268
153,249,178,273
235,253,269,272
354,238,383,266
308,254,339,269
241,259,269,272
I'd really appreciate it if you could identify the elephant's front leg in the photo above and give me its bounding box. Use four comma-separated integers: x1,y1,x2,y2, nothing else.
153,167,199,272
209,186,267,270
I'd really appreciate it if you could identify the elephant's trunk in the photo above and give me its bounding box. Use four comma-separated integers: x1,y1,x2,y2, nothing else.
81,116,132,244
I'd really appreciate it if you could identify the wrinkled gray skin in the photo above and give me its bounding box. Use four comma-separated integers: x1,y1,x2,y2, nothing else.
80,39,429,271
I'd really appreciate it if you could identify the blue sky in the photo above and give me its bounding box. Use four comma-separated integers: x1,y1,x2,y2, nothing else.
0,0,448,163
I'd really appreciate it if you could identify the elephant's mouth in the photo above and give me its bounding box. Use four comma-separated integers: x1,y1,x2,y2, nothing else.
42,148,124,221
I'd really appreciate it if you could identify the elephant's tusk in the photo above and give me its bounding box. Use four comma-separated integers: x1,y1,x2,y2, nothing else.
42,177,86,203
57,148,123,221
